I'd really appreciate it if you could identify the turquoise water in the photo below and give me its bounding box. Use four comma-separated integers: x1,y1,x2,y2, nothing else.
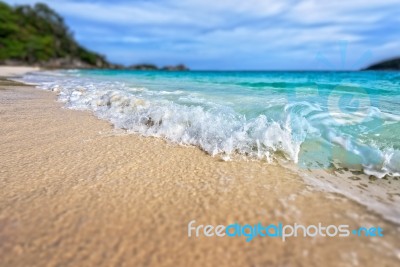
22,70,400,178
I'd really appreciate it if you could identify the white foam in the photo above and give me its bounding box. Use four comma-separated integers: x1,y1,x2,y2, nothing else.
20,71,400,179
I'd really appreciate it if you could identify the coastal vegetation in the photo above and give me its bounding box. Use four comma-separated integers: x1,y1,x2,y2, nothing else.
364,57,400,70
0,1,111,68
0,1,189,70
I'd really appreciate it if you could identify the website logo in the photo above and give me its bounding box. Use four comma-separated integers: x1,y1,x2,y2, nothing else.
188,220,383,242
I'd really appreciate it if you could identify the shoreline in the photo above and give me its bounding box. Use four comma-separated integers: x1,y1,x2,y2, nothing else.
1,68,399,266
13,67,400,225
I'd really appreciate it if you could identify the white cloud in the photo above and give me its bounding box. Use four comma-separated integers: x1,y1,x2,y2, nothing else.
4,0,399,69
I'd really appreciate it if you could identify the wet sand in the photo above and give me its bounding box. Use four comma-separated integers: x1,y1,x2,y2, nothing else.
0,76,399,266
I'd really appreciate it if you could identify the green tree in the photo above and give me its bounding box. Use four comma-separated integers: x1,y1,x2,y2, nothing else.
0,1,110,67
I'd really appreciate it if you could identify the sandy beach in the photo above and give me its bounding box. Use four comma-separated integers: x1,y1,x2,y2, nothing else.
0,67,399,267
0,66,40,78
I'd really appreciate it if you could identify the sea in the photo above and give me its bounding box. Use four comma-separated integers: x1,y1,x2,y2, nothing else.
20,70,400,178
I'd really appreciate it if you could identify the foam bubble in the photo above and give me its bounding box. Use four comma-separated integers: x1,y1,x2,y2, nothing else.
19,71,400,178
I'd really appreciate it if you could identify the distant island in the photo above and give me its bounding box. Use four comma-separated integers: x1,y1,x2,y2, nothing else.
128,63,189,71
363,57,400,71
0,2,188,71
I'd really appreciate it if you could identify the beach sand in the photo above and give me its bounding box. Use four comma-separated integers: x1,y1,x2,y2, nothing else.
0,66,40,78
0,68,399,266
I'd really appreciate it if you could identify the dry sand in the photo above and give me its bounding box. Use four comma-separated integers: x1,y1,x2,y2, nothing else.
0,69,399,266
0,66,40,78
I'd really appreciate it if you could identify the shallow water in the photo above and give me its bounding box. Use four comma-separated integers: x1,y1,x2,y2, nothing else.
20,70,400,178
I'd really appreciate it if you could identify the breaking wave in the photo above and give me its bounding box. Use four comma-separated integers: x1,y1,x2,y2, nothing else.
20,71,400,178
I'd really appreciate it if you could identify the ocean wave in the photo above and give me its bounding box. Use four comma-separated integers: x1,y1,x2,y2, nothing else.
21,72,400,178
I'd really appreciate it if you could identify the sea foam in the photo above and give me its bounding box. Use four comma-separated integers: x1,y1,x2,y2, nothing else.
20,70,400,179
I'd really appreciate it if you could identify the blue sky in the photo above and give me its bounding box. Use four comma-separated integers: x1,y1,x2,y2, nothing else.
5,0,400,70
